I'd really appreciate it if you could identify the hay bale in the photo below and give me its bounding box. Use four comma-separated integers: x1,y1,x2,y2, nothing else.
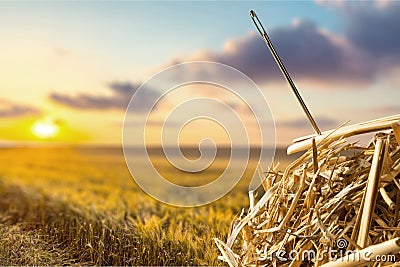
215,115,400,266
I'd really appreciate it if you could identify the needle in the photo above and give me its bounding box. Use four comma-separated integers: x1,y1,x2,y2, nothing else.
250,10,322,135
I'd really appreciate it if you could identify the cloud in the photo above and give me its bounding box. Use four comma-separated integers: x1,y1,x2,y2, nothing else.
316,1,400,86
278,117,338,130
0,100,40,118
169,2,400,88
108,82,137,96
50,81,160,111
342,2,400,65
50,93,125,109
171,19,372,86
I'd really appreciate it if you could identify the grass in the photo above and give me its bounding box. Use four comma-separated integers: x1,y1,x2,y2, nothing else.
0,146,295,265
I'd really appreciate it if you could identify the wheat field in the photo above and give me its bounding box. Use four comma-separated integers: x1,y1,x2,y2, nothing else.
0,146,295,265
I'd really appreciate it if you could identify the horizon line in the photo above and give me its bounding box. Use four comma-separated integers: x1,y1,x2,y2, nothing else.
0,141,289,150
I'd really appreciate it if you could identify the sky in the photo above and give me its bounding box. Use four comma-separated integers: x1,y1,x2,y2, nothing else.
0,1,399,147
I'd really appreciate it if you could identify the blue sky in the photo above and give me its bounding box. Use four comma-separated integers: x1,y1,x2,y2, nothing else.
0,1,399,146
0,1,341,74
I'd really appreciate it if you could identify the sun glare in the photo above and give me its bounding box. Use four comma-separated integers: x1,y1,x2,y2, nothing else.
32,120,59,139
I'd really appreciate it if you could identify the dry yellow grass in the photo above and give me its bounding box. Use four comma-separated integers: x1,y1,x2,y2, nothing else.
216,119,400,266
0,146,295,265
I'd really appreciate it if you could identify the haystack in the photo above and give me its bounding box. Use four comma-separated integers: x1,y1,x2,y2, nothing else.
215,114,400,266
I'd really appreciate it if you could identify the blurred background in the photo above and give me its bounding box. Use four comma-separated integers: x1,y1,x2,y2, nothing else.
1,1,400,265
1,1,399,148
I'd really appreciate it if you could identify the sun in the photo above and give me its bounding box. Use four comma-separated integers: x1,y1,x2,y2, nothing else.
32,119,59,139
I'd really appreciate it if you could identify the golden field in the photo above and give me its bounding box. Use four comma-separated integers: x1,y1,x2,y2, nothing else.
0,146,295,265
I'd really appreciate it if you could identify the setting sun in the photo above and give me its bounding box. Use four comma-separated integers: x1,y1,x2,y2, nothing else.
32,119,59,139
